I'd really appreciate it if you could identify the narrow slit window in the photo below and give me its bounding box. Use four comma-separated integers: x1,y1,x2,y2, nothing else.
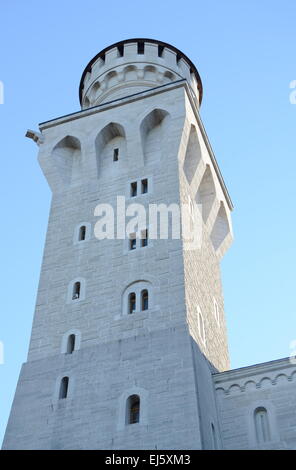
141,178,148,194
128,292,136,314
59,376,69,399
127,394,140,424
113,148,119,161
255,407,270,444
72,282,81,300
158,45,164,57
129,234,137,251
137,42,144,55
141,229,148,247
131,182,137,197
78,225,86,241
117,45,124,57
66,334,75,354
141,289,149,311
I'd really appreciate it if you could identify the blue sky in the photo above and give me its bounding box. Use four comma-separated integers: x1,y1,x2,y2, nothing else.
0,0,295,444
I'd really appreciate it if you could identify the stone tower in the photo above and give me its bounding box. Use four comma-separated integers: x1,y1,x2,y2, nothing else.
3,39,233,450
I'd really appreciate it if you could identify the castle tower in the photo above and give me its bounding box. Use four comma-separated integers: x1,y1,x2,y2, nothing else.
3,39,233,450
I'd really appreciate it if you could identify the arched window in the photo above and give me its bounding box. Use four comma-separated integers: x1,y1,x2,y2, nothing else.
141,290,148,311
254,407,270,444
128,292,136,314
72,282,80,300
126,394,140,424
66,334,75,354
122,281,153,317
59,377,69,399
78,225,86,241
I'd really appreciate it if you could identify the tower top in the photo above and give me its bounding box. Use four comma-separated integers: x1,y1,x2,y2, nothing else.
79,38,203,110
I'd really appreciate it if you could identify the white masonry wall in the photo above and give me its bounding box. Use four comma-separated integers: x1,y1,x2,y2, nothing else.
3,40,236,449
213,358,296,449
3,83,206,449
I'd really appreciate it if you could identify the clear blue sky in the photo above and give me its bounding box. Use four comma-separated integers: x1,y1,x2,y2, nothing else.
1,0,295,444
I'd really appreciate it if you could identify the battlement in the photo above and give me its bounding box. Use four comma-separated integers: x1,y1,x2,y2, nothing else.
79,38,203,109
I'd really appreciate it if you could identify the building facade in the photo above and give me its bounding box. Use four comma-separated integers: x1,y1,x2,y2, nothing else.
3,39,296,450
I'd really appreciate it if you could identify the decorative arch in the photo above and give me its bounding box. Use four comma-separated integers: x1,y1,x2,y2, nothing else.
228,384,242,394
244,380,257,392
259,377,273,389
89,81,101,104
163,70,175,82
144,65,157,81
140,108,170,165
95,122,126,178
183,125,201,185
274,373,289,385
83,96,90,109
105,70,118,88
51,135,82,186
124,65,138,81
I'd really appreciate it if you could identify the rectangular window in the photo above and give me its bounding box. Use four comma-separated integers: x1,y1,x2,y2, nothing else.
137,41,145,54
117,45,124,57
113,148,119,161
141,178,148,194
158,45,164,57
129,293,136,314
130,182,137,197
141,229,148,247
129,234,137,251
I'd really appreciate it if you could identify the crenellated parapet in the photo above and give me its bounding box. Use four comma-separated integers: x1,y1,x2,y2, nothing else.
79,39,203,109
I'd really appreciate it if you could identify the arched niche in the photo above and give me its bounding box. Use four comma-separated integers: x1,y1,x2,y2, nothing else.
210,202,230,250
124,65,138,81
163,70,175,83
51,135,82,186
106,70,118,88
95,122,126,178
89,81,101,104
144,65,157,81
195,165,216,223
140,109,170,166
183,124,201,185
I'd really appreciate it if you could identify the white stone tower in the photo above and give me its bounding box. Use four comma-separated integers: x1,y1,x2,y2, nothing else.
3,39,233,450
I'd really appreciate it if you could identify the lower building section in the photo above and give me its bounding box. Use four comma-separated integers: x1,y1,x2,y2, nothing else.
4,322,295,450
3,325,206,450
